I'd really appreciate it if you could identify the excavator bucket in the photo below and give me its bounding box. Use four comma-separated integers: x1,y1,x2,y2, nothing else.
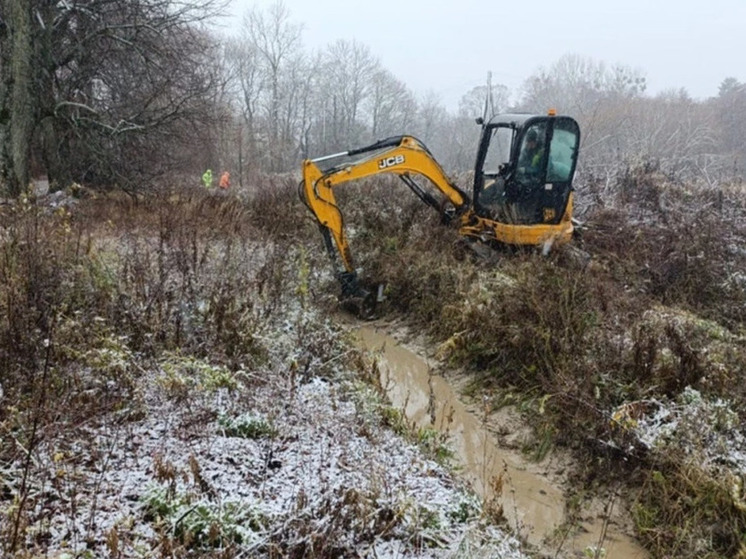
337,271,378,319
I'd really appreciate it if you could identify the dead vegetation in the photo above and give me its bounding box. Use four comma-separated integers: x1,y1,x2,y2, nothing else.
2,167,745,558
0,188,277,555
0,186,527,558
325,169,746,558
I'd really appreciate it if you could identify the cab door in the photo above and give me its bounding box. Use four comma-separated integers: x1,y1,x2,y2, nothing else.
535,117,580,224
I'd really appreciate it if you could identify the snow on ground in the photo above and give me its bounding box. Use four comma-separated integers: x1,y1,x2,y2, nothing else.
610,386,746,495
632,387,746,473
5,309,528,558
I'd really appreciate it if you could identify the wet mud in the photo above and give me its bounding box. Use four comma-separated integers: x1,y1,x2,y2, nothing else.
354,322,648,558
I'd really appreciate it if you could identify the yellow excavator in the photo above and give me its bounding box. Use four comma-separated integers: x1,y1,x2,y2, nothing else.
300,110,581,312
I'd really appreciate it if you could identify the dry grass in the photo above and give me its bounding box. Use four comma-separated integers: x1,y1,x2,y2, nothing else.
2,181,519,559
0,185,319,555
2,166,745,558
317,168,746,558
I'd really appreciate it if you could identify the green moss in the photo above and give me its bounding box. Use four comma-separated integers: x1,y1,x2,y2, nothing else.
218,413,275,439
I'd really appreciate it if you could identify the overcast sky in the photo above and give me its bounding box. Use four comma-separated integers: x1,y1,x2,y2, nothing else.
225,0,745,109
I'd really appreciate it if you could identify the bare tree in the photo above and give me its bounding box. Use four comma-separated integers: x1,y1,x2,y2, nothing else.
320,39,379,149
0,0,35,196
241,0,302,171
225,36,264,179
520,54,645,117
277,51,309,167
458,82,510,120
367,68,416,140
410,91,455,168
296,52,323,160
0,0,228,195
711,77,746,180
210,42,244,184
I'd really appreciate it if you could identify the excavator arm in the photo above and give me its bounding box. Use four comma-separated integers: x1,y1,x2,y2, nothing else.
300,135,470,303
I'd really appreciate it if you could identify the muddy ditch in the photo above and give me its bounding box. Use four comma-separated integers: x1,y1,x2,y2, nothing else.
350,320,648,559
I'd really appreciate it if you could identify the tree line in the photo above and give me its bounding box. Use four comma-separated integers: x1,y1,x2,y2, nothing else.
1,0,744,196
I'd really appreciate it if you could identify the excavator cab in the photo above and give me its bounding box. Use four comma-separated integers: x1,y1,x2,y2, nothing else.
470,113,580,246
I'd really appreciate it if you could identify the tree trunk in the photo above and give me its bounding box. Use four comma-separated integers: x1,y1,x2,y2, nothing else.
0,0,35,196
37,1,63,191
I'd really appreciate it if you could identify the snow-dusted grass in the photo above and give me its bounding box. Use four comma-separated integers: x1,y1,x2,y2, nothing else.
631,387,746,474
4,173,746,559
0,192,526,557
3,307,528,558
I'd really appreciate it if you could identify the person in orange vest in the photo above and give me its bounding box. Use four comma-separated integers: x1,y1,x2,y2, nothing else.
219,171,230,190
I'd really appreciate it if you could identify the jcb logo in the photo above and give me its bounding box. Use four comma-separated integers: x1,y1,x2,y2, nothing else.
378,155,405,169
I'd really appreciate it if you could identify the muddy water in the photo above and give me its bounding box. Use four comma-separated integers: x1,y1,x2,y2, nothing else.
355,324,648,558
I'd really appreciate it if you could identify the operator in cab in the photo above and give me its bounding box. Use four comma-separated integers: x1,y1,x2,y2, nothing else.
520,130,544,171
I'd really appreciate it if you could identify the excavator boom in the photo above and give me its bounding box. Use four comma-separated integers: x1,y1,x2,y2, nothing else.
301,135,469,302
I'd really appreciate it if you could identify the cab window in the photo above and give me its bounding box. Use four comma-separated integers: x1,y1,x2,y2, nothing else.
476,126,513,209
482,126,513,174
546,124,578,183
516,123,547,182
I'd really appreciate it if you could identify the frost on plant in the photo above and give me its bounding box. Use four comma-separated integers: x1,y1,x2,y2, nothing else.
142,485,266,548
616,387,746,474
218,413,275,439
